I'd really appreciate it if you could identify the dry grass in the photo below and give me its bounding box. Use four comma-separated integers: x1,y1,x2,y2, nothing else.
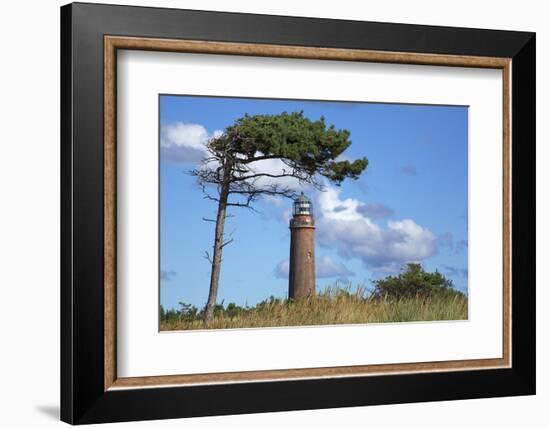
160,286,468,331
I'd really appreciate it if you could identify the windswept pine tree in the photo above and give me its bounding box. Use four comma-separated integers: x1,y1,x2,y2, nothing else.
191,111,368,324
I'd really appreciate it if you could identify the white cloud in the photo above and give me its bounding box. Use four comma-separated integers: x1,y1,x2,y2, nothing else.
281,208,293,224
160,122,222,164
357,202,394,219
274,256,354,280
316,255,355,278
260,195,293,224
315,186,437,274
262,195,283,207
244,157,308,191
274,259,290,279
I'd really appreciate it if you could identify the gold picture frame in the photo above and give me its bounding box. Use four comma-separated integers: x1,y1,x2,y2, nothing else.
103,36,512,391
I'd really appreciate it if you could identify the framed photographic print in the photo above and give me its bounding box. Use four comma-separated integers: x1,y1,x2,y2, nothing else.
60,2,535,424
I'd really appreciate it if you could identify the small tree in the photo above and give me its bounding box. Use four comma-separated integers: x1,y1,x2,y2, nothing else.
371,263,463,300
192,111,368,325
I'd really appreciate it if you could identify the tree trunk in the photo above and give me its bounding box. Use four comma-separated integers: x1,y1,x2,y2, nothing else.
204,166,231,326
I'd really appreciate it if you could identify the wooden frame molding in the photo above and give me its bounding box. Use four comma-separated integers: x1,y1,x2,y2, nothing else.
104,35,512,391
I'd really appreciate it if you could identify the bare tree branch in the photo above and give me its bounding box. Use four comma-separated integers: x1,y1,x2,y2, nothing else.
240,154,283,164
231,172,301,182
220,238,234,248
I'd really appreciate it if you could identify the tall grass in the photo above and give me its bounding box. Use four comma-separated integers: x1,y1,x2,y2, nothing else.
160,285,468,331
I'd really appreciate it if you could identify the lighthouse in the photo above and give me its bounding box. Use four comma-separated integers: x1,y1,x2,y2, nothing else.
288,193,316,299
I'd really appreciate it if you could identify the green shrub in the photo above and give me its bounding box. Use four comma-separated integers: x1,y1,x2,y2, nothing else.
371,263,464,300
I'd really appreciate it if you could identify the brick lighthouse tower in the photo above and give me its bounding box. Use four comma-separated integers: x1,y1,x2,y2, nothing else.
288,193,316,299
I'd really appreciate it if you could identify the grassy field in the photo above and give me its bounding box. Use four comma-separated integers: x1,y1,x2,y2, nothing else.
160,286,468,331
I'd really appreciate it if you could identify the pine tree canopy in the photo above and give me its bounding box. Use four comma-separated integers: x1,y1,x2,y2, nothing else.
209,111,368,187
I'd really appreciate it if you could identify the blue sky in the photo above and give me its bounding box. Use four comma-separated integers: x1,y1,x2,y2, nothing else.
160,95,468,310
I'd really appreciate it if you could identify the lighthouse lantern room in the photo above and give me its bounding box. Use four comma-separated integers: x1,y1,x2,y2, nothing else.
294,193,313,216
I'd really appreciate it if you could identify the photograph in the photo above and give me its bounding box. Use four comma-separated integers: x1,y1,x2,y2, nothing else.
159,95,469,331
54,2,536,428
55,2,536,424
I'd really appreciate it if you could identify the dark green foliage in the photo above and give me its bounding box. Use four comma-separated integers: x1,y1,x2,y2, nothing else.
225,302,247,319
159,305,181,323
160,297,288,323
371,263,464,300
221,111,368,186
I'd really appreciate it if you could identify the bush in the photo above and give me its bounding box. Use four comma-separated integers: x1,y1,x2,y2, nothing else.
371,263,464,300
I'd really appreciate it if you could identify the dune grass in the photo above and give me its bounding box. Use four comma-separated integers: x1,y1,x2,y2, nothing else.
160,286,468,331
